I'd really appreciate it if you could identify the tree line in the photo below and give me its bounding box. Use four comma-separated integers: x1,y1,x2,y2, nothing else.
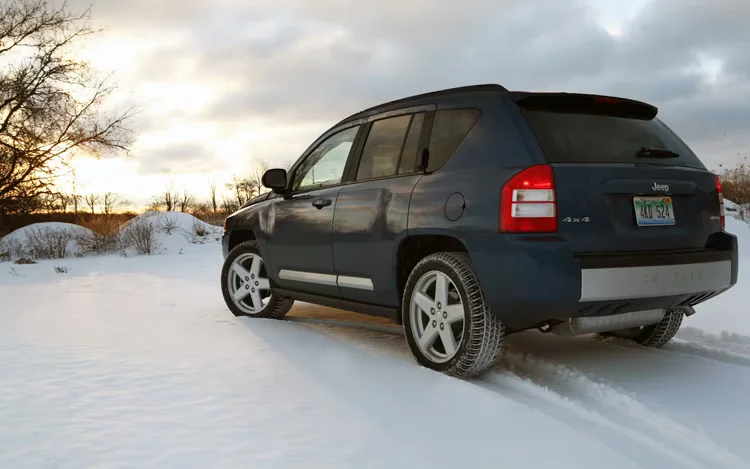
0,1,294,230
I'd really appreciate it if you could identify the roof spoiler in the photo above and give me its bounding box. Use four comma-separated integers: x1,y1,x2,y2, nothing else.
511,92,658,120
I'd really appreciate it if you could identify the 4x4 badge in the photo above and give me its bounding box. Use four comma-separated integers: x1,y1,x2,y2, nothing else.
562,217,590,223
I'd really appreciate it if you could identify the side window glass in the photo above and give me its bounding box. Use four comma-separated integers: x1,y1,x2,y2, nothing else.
427,109,480,172
293,126,359,191
397,113,425,174
356,114,412,181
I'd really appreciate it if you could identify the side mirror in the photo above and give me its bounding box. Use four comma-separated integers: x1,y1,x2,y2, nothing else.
262,168,288,193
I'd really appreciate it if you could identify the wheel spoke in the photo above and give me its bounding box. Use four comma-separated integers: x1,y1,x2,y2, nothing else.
233,287,250,302
440,327,458,356
256,278,270,290
418,324,439,349
413,291,434,314
249,256,262,279
444,304,464,324
232,262,250,280
250,289,263,310
434,274,449,307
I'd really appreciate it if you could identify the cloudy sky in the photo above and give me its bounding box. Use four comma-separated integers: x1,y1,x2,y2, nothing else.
67,0,750,206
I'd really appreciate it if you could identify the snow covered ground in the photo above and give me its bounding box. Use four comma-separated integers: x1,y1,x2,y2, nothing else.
1,215,749,468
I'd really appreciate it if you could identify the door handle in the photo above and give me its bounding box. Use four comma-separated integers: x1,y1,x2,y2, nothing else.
312,198,332,209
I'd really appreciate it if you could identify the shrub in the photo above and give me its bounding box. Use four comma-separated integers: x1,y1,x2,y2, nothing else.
76,215,124,254
720,164,750,206
159,213,179,234
193,219,208,237
119,216,160,255
21,226,74,259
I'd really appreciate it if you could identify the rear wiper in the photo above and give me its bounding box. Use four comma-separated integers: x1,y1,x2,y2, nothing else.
636,147,679,159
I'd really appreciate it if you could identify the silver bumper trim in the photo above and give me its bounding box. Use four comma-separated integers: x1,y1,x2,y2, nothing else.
580,260,732,302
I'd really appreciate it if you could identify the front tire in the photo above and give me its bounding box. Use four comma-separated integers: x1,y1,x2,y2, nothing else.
402,252,504,378
221,240,293,318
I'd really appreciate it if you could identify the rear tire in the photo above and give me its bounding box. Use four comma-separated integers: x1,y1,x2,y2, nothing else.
402,252,504,378
601,308,683,348
221,240,293,319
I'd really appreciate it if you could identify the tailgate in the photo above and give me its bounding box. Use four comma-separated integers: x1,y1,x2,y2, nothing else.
551,163,721,252
514,92,723,253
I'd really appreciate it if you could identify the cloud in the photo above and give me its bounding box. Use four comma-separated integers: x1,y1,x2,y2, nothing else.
75,0,750,181
136,142,215,174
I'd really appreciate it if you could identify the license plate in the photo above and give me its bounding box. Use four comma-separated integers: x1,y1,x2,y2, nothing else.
633,196,675,226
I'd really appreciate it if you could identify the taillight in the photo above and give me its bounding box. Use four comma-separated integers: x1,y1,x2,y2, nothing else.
715,174,725,229
500,164,557,233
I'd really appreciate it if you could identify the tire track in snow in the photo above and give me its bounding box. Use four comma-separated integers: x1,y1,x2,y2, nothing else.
678,327,750,355
480,348,746,469
597,331,750,369
286,315,747,468
662,339,750,369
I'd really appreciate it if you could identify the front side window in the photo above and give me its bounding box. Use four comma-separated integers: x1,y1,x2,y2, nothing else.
356,115,412,181
293,126,360,191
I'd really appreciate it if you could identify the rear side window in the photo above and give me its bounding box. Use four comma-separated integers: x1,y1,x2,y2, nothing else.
356,114,412,180
521,110,705,169
427,109,480,172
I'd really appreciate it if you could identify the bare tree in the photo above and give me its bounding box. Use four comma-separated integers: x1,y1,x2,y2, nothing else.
178,189,194,213
57,192,72,213
162,183,179,211
0,1,133,217
70,181,80,215
84,193,99,214
226,175,256,207
209,181,218,214
221,194,239,213
102,192,118,214
250,159,270,195
39,193,57,213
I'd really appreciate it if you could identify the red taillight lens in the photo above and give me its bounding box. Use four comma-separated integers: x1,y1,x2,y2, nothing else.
500,164,557,233
715,174,725,229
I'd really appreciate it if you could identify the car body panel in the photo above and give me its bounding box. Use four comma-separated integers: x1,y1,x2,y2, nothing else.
332,175,422,306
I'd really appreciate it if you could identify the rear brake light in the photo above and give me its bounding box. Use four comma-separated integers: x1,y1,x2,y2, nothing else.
715,174,725,229
500,164,557,233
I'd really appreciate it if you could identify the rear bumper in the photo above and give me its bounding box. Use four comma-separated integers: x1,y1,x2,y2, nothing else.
580,260,732,302
467,231,738,331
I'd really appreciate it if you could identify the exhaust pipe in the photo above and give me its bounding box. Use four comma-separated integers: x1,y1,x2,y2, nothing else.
550,309,667,336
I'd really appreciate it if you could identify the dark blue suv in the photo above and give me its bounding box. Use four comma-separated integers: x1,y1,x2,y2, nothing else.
220,84,738,378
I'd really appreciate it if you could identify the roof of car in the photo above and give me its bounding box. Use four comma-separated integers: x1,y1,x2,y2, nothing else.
334,83,508,127
333,84,658,128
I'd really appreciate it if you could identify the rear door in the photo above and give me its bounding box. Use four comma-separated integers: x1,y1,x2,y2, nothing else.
515,93,722,253
332,112,427,306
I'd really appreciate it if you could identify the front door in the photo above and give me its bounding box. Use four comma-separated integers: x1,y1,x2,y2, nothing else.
265,125,360,297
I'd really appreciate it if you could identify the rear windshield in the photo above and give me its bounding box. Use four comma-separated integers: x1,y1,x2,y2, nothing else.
521,110,705,169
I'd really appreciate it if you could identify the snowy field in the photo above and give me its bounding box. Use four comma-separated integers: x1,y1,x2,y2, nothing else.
1,214,749,468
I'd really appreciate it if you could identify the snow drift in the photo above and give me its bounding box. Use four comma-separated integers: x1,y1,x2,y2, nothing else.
0,212,222,261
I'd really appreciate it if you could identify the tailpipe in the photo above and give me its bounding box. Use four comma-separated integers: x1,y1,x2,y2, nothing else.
550,309,667,336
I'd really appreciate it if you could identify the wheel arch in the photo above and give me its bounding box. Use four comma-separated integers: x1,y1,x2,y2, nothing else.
227,229,257,253
395,232,469,310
